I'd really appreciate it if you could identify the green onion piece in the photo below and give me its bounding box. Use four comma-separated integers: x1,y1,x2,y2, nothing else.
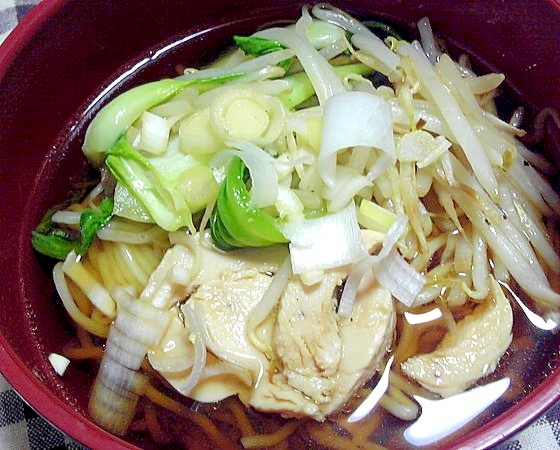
31,230,78,260
357,199,397,233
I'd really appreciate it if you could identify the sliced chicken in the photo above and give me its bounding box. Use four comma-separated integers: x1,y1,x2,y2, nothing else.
401,277,513,397
148,232,287,400
149,230,395,420
148,310,253,402
250,254,395,420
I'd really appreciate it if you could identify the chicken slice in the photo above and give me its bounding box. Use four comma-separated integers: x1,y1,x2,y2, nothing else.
149,230,395,421
187,232,288,382
191,271,274,375
250,230,395,421
250,266,394,420
401,277,513,397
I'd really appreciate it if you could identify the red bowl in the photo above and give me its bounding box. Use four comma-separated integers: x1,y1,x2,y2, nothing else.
1,0,559,448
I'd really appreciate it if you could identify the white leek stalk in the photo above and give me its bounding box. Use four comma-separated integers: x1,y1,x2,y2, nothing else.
62,251,116,318
319,90,395,187
281,201,367,274
89,244,195,435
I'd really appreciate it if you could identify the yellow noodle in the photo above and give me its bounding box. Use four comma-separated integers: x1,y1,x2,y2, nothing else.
227,399,256,438
307,422,386,450
115,242,151,287
98,240,130,288
54,263,109,337
104,240,136,288
90,307,112,325
99,218,170,244
387,386,417,409
131,243,164,279
63,346,104,360
339,410,383,445
391,318,419,364
241,421,299,449
66,277,93,317
88,241,123,292
379,390,418,421
81,257,104,284
143,384,238,450
110,242,143,289
144,402,171,444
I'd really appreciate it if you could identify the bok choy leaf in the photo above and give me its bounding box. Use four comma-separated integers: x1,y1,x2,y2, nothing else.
210,156,288,250
234,35,286,57
31,197,114,260
278,63,373,109
233,35,292,71
105,135,194,232
83,75,242,165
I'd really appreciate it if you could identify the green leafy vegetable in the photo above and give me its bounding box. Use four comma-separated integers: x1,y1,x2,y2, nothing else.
83,75,242,166
233,35,292,71
31,197,114,260
105,135,194,232
278,63,374,109
364,20,404,41
233,35,286,56
210,157,288,250
78,197,114,254
31,230,78,261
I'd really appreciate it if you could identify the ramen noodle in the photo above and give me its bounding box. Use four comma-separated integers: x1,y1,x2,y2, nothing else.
32,3,560,449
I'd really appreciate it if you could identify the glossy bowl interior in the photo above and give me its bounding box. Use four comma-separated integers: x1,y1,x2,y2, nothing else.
1,0,560,448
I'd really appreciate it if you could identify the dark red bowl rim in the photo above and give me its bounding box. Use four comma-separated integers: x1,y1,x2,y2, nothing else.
0,1,559,449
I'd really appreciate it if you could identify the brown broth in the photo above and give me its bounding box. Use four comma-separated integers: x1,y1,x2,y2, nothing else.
35,9,560,450
69,279,553,450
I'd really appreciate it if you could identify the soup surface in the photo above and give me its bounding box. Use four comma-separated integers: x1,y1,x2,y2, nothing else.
28,4,560,449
